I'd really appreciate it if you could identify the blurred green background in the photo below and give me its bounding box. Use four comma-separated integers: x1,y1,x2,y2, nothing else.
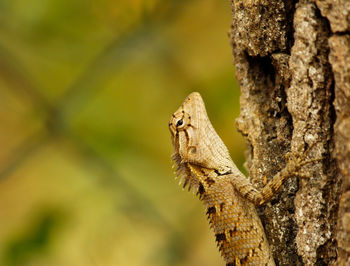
0,1,245,265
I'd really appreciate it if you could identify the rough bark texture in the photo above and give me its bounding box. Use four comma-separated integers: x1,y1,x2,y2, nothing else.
230,0,350,265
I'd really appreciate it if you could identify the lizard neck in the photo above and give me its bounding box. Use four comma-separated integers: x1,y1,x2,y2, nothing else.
187,163,231,199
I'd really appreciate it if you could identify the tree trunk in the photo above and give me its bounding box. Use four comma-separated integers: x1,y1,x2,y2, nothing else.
229,0,350,265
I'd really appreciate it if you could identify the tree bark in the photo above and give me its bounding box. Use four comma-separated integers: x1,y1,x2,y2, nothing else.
229,0,350,265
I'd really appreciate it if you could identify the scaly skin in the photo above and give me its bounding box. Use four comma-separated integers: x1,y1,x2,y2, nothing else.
169,92,275,265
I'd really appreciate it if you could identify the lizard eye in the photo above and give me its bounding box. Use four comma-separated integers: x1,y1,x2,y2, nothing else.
176,119,184,127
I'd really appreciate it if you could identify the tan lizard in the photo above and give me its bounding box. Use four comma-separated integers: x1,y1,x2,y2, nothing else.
169,92,319,266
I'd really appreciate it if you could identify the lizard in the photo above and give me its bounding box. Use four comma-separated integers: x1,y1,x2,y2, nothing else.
168,92,320,266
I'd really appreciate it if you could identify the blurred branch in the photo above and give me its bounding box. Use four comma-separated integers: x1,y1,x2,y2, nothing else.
0,42,52,112
56,23,158,118
56,0,189,117
0,132,50,181
0,0,190,229
64,132,176,230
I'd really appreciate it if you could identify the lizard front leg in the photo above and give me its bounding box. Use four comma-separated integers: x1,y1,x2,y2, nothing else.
229,142,322,206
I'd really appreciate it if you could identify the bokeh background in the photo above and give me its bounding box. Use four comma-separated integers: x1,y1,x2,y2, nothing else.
0,1,245,265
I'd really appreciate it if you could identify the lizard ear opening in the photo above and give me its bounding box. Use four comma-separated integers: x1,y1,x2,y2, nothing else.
188,146,197,154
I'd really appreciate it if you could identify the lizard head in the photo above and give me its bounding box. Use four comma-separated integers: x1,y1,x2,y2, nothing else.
169,92,233,191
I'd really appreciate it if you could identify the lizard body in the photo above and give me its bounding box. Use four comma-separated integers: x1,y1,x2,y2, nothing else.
169,92,317,265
